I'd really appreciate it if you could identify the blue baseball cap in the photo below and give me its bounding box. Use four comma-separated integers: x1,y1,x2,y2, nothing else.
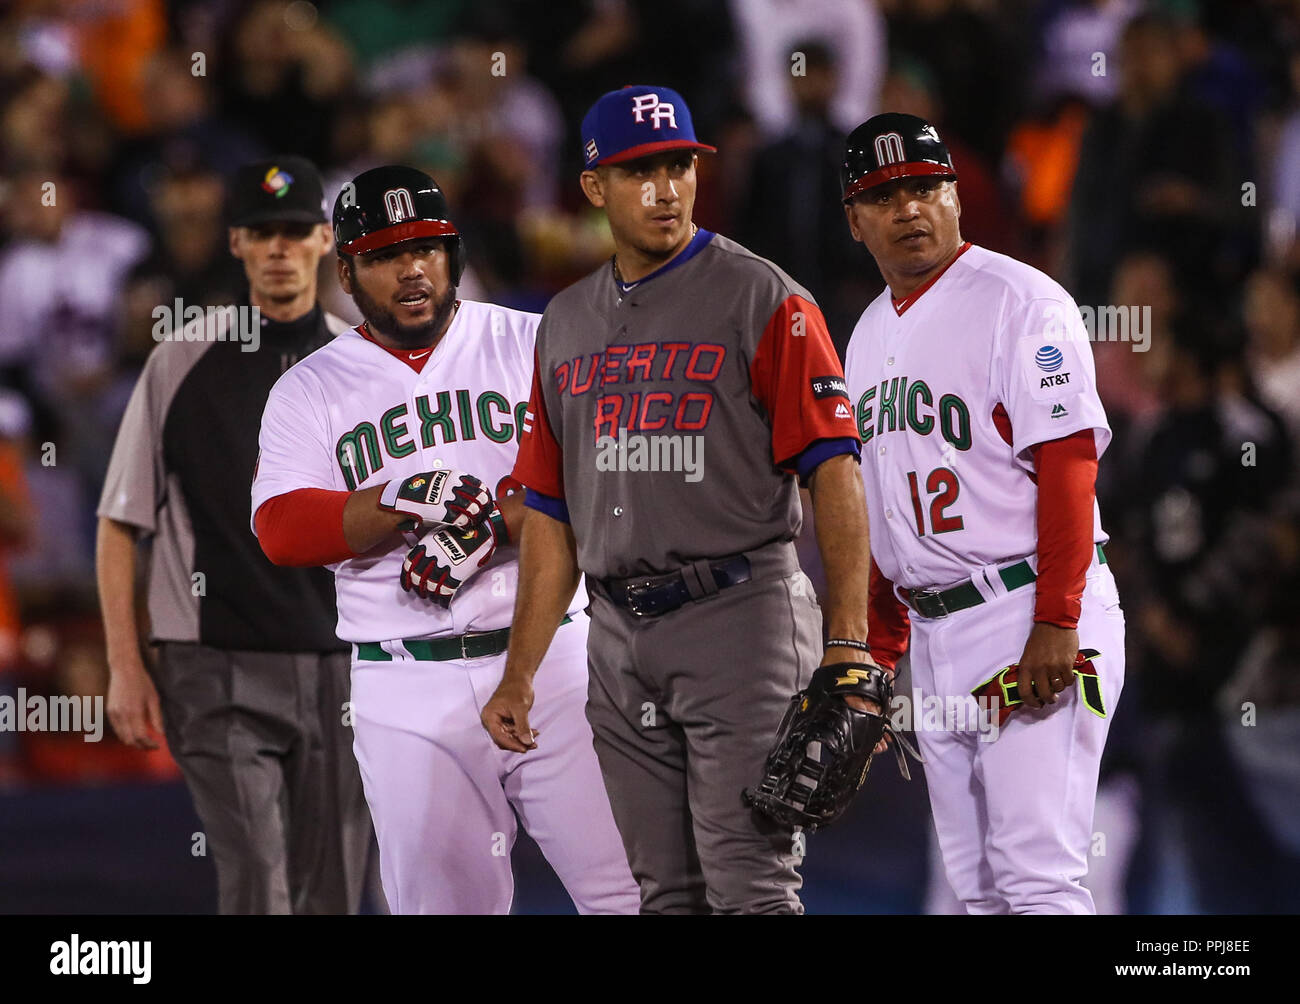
580,85,717,170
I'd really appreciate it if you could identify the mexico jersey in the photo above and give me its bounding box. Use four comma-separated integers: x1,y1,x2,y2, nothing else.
252,299,583,643
843,243,1112,592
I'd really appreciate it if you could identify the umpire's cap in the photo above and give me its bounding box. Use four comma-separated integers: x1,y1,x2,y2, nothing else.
841,113,957,203
229,155,327,227
332,165,464,284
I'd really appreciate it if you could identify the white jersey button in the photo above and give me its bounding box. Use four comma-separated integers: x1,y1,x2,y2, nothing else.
878,446,886,455
613,505,624,517
885,509,893,519
886,356,894,366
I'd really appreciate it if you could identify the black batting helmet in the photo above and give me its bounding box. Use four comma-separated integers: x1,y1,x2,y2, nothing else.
841,113,957,204
332,166,464,284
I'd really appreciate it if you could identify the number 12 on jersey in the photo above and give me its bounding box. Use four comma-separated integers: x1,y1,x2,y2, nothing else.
906,467,964,536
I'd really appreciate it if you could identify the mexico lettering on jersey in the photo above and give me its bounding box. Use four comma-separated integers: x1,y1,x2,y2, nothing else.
513,229,860,580
843,243,1112,591
251,300,582,643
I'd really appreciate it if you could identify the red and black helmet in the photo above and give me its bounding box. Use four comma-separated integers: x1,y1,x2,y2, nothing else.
332,165,464,284
841,113,957,204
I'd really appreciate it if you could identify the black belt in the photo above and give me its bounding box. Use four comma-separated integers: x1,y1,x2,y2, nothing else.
597,555,752,618
904,544,1107,619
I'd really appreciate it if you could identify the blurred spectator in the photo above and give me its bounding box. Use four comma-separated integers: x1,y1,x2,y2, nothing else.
0,171,148,450
883,0,1022,162
1035,0,1142,108
1244,268,1300,435
218,1,356,166
508,0,736,177
737,41,870,347
123,166,245,326
325,0,468,74
1004,96,1091,270
1118,327,1290,716
433,18,565,214
109,47,264,228
730,0,885,140
1173,2,1269,162
0,69,71,172
1268,47,1300,268
1067,12,1243,308
1217,509,1300,913
0,390,33,787
73,0,167,135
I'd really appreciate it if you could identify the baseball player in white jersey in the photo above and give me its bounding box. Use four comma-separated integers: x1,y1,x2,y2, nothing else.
839,115,1126,913
250,165,638,915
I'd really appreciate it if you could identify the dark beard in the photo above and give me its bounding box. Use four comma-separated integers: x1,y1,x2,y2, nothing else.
351,281,458,350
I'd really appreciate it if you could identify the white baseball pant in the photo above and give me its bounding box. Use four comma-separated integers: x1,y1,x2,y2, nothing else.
909,558,1126,914
349,614,640,914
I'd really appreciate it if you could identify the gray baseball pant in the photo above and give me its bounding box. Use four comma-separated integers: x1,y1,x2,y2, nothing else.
584,540,821,914
153,644,371,914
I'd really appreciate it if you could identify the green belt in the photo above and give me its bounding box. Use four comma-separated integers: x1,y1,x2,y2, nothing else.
355,615,572,663
905,545,1107,619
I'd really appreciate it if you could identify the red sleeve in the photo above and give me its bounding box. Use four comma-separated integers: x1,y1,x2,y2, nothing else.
255,488,356,567
749,294,861,471
1030,430,1098,628
867,558,911,673
511,348,565,499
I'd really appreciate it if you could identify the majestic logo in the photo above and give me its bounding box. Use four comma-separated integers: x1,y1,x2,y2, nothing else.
873,132,906,166
261,166,294,197
810,375,849,401
1051,403,1069,418
630,93,677,130
835,403,852,419
1035,345,1065,372
383,187,416,223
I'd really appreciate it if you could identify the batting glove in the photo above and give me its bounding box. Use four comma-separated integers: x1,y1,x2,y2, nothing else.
379,469,494,532
400,504,509,608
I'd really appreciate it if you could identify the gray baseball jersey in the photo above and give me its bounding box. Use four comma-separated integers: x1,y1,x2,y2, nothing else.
512,228,860,578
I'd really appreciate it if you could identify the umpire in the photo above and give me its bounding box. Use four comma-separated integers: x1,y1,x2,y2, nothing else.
95,157,371,914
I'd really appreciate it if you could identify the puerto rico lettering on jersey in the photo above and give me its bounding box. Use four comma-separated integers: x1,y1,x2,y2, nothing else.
336,387,527,490
553,340,726,442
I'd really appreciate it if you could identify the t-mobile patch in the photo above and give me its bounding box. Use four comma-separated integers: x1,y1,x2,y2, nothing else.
810,375,849,401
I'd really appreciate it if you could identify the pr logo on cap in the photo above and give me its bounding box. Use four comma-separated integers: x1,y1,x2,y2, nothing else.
261,166,294,198
629,93,677,129
581,85,716,169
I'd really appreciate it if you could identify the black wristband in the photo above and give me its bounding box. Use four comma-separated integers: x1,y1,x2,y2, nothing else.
826,638,871,653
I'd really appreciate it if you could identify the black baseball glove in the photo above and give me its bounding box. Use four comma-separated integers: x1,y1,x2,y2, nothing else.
743,662,922,832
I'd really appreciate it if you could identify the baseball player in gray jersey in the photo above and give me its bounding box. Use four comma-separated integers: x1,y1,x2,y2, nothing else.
480,86,877,914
